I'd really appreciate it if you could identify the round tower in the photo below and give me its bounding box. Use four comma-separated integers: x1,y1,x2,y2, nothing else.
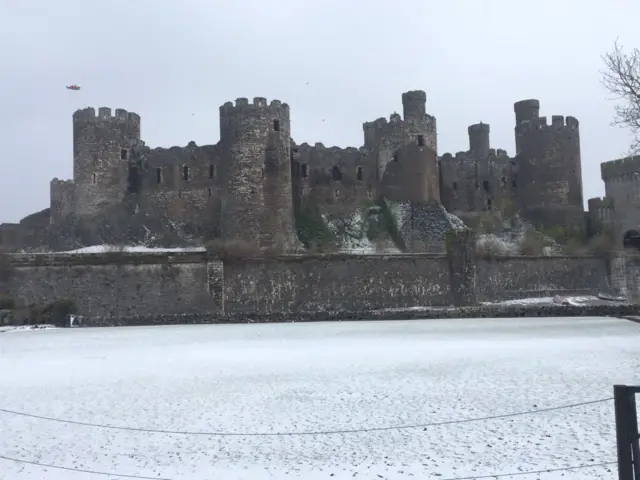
514,99,540,154
514,99,540,124
218,97,298,252
514,114,583,230
468,123,490,157
402,90,427,123
72,107,141,216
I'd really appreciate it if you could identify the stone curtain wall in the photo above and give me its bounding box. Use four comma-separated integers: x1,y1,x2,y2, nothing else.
476,256,608,301
0,247,620,319
223,255,451,315
3,252,222,317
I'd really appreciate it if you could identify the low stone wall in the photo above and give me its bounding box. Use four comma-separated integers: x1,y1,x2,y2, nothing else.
223,254,450,314
477,256,608,301
1,252,221,317
0,247,626,320
33,303,640,327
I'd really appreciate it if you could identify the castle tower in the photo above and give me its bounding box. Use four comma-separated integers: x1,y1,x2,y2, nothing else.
513,100,583,230
402,90,427,123
218,97,298,252
468,123,490,158
72,107,141,216
363,90,439,203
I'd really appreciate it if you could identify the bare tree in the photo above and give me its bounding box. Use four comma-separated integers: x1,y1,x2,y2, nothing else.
602,40,640,153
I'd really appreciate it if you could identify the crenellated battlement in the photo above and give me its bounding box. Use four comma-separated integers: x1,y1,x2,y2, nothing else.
601,155,640,179
363,112,436,130
219,97,290,117
73,107,141,124
515,115,579,135
440,148,509,161
50,178,74,186
588,197,614,209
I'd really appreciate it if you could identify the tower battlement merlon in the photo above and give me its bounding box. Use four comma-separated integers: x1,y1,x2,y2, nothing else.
601,155,640,179
468,123,490,157
514,115,579,135
514,99,540,124
219,97,290,118
401,90,427,122
73,107,141,124
587,197,614,209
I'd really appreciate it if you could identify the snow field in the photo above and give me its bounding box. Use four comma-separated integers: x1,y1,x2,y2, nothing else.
0,317,638,479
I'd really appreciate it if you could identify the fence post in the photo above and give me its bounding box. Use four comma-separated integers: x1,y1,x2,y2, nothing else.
615,385,634,480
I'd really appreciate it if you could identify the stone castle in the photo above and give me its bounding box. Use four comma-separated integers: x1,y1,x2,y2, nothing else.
0,89,619,253
588,155,640,247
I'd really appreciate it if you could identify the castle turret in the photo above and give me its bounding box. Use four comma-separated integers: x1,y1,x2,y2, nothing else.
514,99,540,125
218,97,298,251
468,123,490,158
514,100,583,230
363,90,439,203
72,107,141,216
402,90,427,123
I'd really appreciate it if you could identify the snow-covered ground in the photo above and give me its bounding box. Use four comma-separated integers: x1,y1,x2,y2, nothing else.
0,317,637,479
0,324,55,333
59,245,206,254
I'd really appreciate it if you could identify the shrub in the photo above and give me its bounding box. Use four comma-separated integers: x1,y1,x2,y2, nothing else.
587,233,616,257
519,233,545,255
295,201,336,250
0,294,15,310
476,236,510,260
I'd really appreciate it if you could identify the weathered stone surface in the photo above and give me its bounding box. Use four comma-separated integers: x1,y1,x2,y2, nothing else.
0,251,620,319
476,256,609,301
446,229,477,306
223,254,450,314
3,253,222,317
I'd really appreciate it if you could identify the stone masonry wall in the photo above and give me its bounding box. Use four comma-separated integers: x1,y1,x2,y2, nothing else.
3,253,222,317
223,255,451,314
476,256,608,301
0,251,618,320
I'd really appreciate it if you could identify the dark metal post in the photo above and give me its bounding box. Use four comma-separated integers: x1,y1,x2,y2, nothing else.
615,385,634,480
629,392,640,479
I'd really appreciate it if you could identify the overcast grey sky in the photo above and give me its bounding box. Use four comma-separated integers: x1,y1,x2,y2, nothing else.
1,0,639,223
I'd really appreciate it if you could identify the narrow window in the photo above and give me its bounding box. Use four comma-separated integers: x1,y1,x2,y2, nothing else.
273,120,280,131
356,166,363,181
209,164,215,179
487,198,493,210
417,135,425,147
92,173,96,184
482,180,489,192
156,168,162,184
178,190,182,198
120,149,128,160
501,176,506,187
366,185,372,199
393,152,398,162
208,188,212,197
182,165,189,181
261,167,264,179
453,181,458,191
301,164,308,178
332,165,342,181
334,189,339,198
